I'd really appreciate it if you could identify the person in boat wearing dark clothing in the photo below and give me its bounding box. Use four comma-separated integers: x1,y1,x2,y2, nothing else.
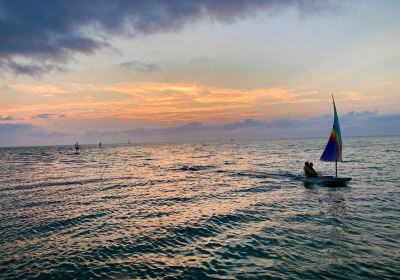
304,162,311,177
309,162,318,177
304,162,318,177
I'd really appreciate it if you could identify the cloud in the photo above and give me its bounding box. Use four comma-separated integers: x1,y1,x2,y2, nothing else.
9,84,67,95
0,0,339,75
80,111,400,144
0,115,14,121
119,60,160,74
0,123,67,146
32,114,66,120
1,110,398,146
342,91,371,101
4,82,321,122
188,56,218,68
0,59,67,76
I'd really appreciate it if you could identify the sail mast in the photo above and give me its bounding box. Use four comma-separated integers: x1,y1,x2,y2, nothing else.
335,160,337,178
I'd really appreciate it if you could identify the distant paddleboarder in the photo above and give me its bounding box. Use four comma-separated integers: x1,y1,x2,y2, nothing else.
75,142,80,152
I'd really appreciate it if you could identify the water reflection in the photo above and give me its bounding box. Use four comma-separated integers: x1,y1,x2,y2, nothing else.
0,138,399,279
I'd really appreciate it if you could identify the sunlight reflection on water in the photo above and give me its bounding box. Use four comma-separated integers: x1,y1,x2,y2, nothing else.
0,137,399,279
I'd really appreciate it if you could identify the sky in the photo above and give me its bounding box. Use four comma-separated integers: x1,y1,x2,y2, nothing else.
0,0,399,146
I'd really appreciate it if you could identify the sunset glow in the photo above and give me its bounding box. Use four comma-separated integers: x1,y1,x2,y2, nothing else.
2,83,361,124
0,0,399,145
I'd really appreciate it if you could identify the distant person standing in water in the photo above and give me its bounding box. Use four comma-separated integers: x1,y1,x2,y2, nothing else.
75,142,80,152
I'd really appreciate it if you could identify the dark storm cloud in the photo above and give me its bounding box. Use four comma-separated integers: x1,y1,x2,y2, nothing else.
119,60,160,74
0,0,338,75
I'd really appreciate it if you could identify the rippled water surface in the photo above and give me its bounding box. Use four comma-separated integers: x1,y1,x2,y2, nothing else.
0,137,399,279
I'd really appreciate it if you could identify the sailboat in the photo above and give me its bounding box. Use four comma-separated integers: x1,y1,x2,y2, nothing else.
304,95,352,184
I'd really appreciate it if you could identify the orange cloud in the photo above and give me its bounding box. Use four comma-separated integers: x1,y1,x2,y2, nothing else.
9,84,67,96
342,91,370,101
4,82,323,125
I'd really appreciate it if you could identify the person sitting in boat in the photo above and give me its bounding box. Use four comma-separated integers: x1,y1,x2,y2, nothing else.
304,162,318,177
75,142,80,151
309,162,318,177
304,162,312,177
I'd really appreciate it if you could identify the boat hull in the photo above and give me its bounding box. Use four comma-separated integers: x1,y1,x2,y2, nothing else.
303,176,352,185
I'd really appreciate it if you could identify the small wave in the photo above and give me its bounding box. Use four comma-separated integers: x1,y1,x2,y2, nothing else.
191,155,211,159
20,200,62,208
367,166,383,170
179,165,216,171
10,212,109,242
101,184,130,191
0,177,113,192
234,185,276,193
65,152,82,156
155,196,194,206
384,149,399,153
102,195,129,200
141,211,173,218
231,171,298,180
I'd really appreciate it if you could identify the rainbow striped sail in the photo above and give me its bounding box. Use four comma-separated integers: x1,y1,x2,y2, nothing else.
320,96,342,162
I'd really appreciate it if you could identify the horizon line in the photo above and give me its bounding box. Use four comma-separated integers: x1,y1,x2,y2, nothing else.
1,134,399,149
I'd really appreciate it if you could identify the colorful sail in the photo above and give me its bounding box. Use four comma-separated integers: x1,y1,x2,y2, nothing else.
320,96,342,162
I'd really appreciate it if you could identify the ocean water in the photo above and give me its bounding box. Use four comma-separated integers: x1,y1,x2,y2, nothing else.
0,137,399,279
